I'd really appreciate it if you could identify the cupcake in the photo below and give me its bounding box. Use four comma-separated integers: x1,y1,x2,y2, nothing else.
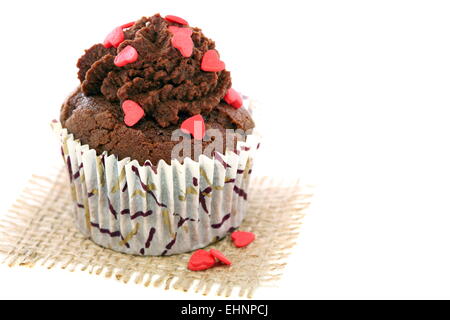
53,13,258,256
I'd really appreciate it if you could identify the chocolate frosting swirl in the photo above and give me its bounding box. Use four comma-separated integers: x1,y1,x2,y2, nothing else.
77,14,232,128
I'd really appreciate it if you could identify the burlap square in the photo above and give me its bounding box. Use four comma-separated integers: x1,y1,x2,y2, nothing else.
0,168,312,298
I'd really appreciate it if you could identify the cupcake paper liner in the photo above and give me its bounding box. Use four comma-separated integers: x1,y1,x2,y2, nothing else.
51,100,259,256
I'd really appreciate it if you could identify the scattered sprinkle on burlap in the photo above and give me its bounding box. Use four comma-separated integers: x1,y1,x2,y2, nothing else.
0,167,312,298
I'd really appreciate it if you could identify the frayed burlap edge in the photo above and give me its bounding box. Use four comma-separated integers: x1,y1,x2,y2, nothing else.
0,167,312,298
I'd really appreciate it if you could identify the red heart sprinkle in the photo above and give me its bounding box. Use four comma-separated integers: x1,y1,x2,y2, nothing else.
210,249,232,265
231,231,255,248
104,27,124,48
121,21,135,29
169,26,193,57
224,88,243,109
104,22,136,48
168,26,192,36
122,100,144,127
188,249,216,271
173,35,193,57
201,50,225,72
114,45,138,67
180,114,205,140
165,15,189,26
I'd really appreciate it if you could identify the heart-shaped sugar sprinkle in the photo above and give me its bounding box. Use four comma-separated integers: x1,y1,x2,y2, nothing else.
201,50,225,72
104,27,124,49
165,15,189,26
224,88,243,109
231,231,255,248
180,114,205,140
103,22,135,48
168,26,192,36
169,26,193,57
114,45,138,67
188,249,216,271
122,100,144,127
120,21,135,29
210,249,232,265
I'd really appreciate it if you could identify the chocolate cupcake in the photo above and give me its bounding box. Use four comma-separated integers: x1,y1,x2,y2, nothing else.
52,14,259,256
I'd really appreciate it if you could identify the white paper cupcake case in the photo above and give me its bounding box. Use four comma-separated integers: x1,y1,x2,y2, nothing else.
51,106,259,256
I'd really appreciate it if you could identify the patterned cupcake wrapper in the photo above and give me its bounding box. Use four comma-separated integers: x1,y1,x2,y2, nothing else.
51,103,259,256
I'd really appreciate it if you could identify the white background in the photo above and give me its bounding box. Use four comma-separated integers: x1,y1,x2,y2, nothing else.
0,0,450,299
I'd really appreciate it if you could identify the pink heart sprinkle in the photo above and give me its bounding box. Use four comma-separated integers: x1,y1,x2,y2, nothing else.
122,100,144,127
104,27,124,48
201,50,225,72
180,114,205,140
210,249,232,265
120,21,135,29
188,249,215,271
224,88,243,109
231,231,255,248
169,26,193,57
165,15,189,26
114,45,138,67
168,26,193,37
